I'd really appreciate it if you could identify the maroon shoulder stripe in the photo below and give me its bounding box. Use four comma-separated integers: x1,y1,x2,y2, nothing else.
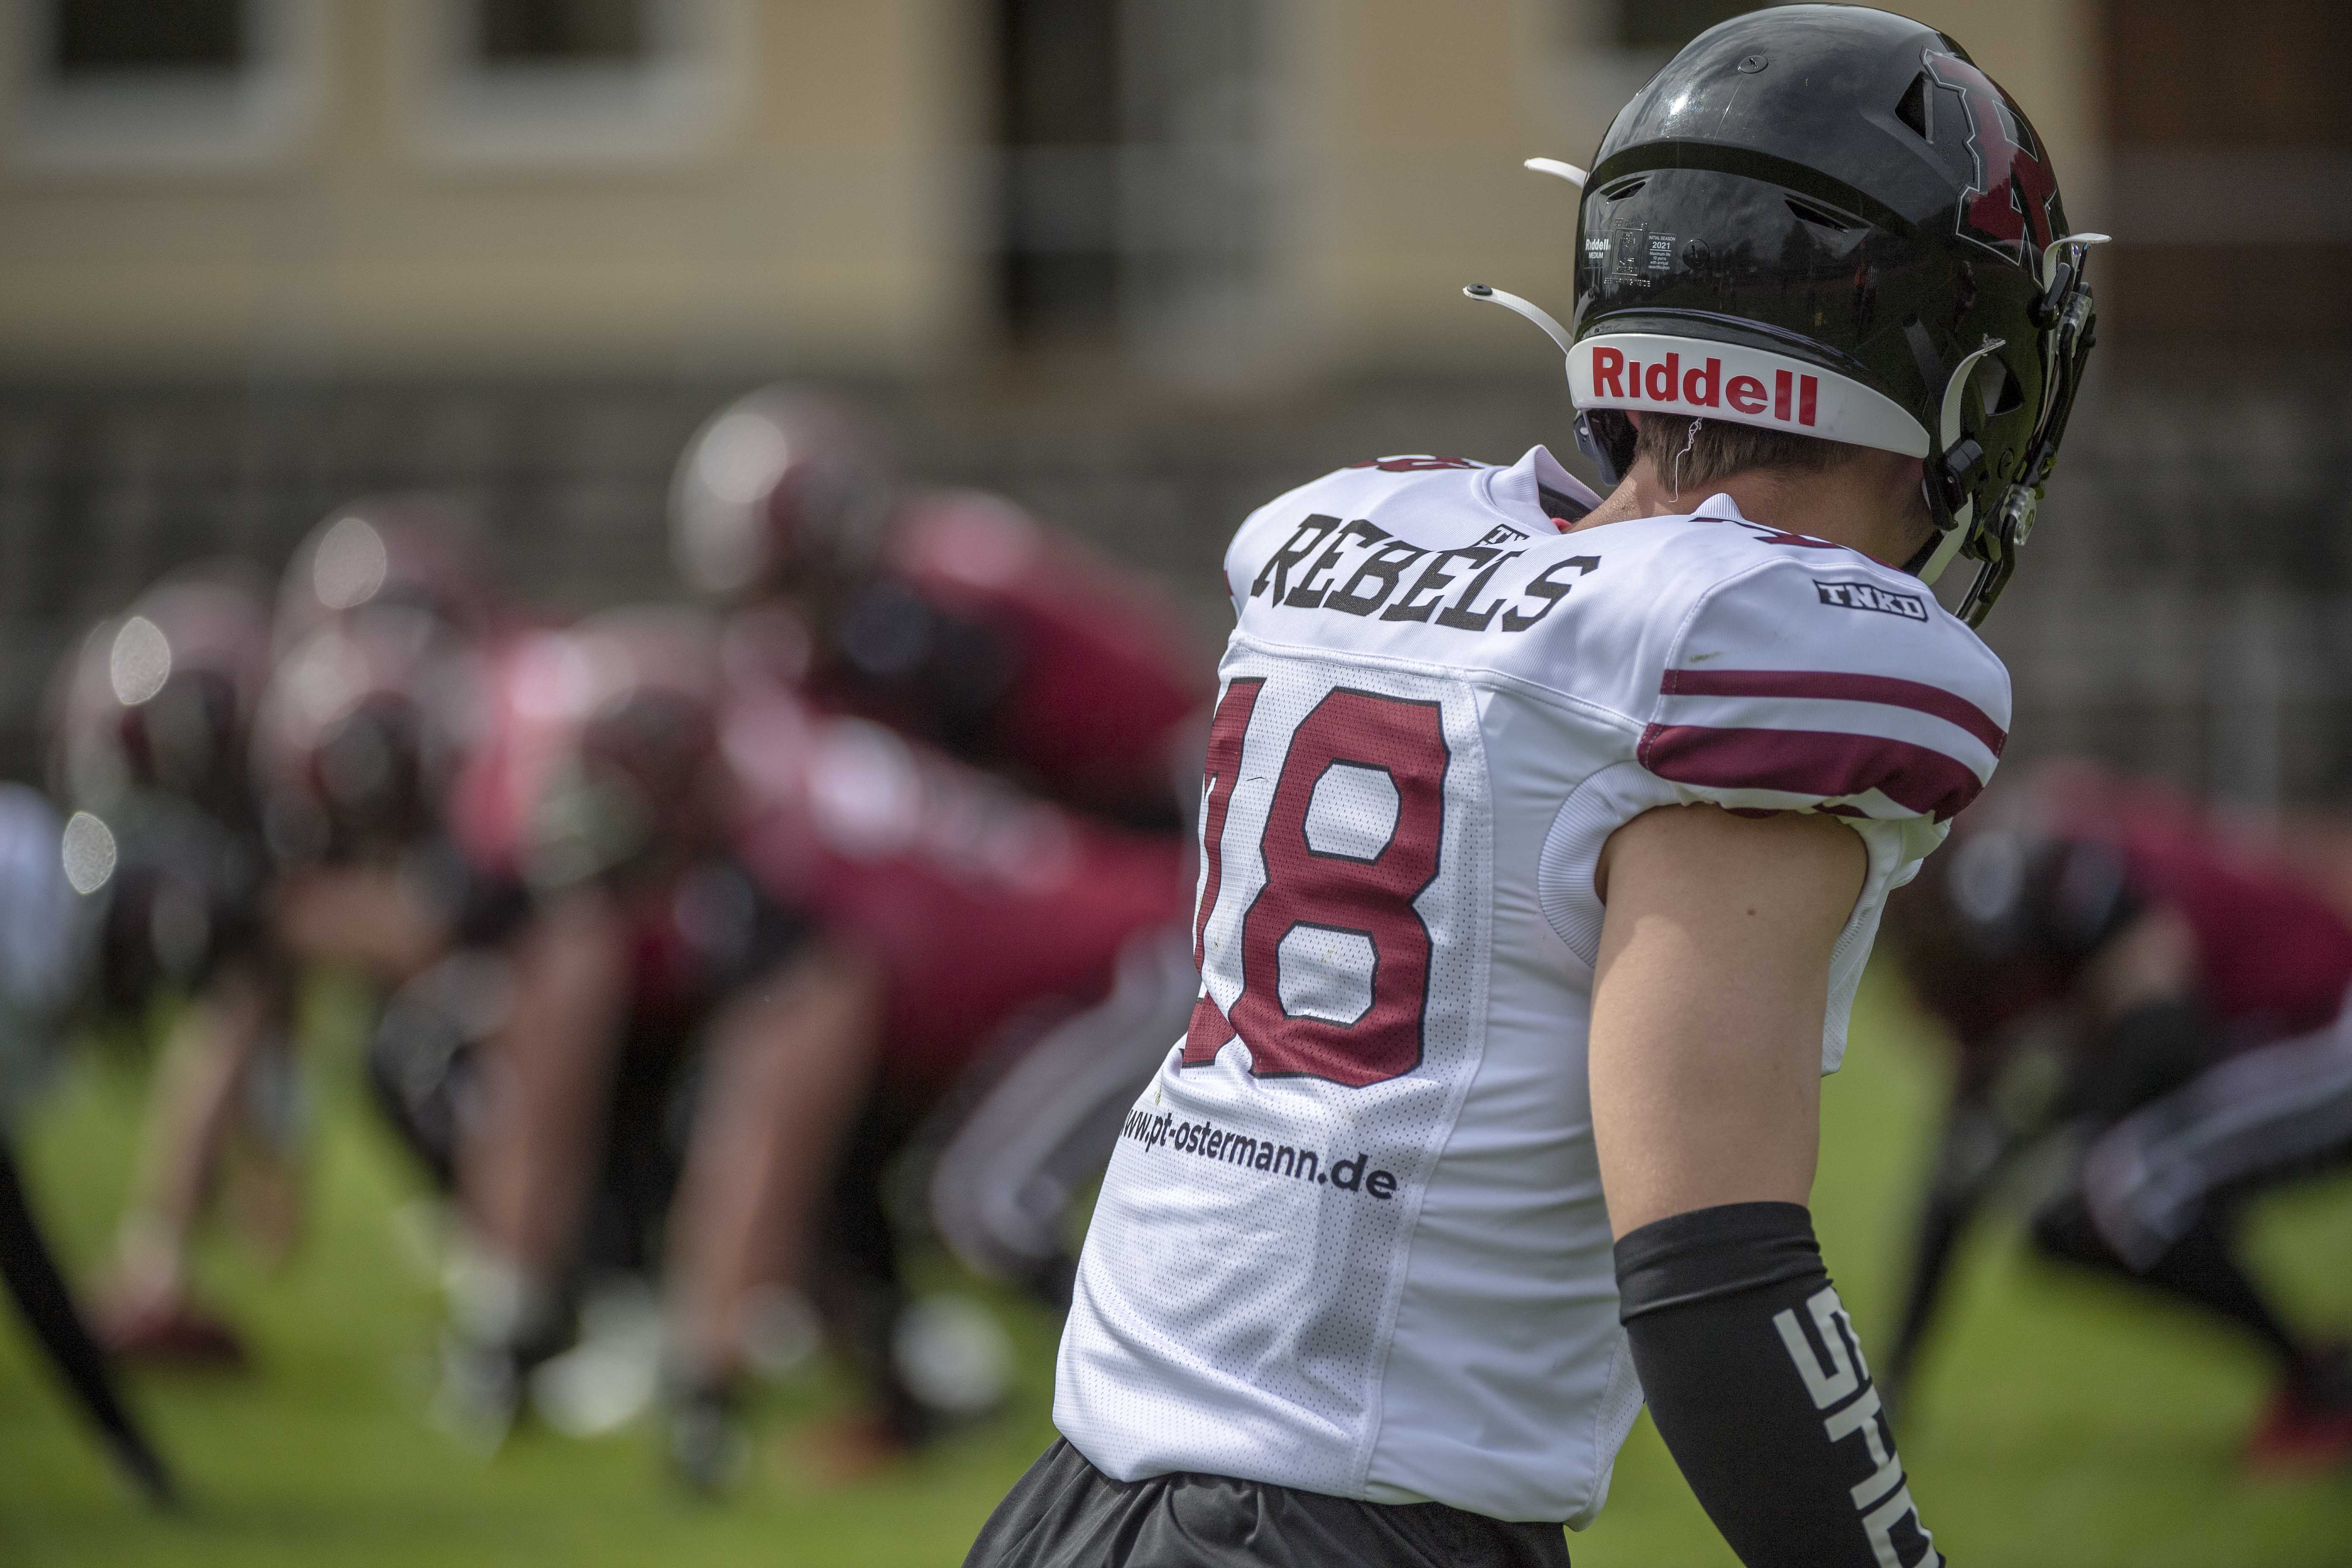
1660,668,2006,756
1638,723,1988,822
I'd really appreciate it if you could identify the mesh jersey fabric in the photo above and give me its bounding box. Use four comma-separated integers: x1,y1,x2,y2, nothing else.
1054,446,2008,1525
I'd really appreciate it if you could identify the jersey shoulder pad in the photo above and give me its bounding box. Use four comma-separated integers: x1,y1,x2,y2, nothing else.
1634,546,2009,825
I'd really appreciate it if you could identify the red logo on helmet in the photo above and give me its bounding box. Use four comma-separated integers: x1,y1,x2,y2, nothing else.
1924,52,2058,269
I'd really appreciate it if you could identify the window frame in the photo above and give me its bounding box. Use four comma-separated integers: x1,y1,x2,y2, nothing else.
3,0,325,174
392,0,750,170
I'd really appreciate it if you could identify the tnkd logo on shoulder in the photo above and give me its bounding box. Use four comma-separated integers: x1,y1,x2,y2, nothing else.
1815,580,1928,621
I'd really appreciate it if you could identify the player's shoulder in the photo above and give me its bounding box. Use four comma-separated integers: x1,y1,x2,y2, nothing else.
1648,512,2009,716
1612,505,2009,825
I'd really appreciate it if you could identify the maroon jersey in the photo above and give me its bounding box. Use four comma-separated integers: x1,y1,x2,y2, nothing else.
721,677,1188,1096
2040,768,2352,1051
812,493,1211,828
444,624,748,1019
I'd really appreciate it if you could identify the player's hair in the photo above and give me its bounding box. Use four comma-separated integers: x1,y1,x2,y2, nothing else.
1623,411,1933,544
1629,412,1862,495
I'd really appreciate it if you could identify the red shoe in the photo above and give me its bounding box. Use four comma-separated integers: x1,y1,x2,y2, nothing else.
97,1299,250,1368
2245,1359,2352,1474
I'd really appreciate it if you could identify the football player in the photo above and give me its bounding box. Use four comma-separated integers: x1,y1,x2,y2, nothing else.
430,607,800,1444
257,498,508,991
51,567,285,1363
968,9,2098,1567
1880,761,2352,1469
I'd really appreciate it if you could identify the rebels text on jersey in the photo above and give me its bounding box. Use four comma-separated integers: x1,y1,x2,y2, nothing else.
1054,446,2008,1526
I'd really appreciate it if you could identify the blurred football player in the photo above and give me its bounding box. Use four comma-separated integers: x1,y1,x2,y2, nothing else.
253,500,526,1179
52,567,285,1363
256,503,499,985
667,634,1193,1482
436,604,1194,1485
77,501,503,1365
1881,761,2352,1470
659,389,1212,1478
969,9,2099,1567
430,607,791,1443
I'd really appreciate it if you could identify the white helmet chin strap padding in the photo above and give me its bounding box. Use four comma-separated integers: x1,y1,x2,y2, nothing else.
1522,158,1587,188
1462,285,1573,359
1913,334,2010,577
1916,499,1970,583
1939,338,2008,453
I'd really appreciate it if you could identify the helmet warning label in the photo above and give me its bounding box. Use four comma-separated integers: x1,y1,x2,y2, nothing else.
1611,226,1648,283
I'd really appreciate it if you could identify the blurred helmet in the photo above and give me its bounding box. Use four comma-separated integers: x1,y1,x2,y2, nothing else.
1881,770,2140,1063
521,607,724,891
275,494,492,655
669,388,898,600
1560,5,2102,623
253,615,483,863
53,567,272,818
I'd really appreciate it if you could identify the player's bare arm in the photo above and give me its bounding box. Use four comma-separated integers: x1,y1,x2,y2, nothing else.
1590,803,1864,1236
664,938,883,1407
1593,803,1944,1568
459,889,632,1319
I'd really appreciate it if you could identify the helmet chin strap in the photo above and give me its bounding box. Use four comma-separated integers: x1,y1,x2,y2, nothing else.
1913,494,1970,584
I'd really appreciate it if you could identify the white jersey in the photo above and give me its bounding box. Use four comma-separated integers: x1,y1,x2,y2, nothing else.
1054,446,2008,1525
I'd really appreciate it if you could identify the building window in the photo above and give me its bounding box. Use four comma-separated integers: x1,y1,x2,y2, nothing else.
51,0,245,76
477,0,648,67
996,0,1122,342
8,0,321,172
396,0,745,167
993,0,1271,369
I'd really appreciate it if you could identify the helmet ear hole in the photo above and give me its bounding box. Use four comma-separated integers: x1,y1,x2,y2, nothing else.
1785,199,1854,234
1894,72,1930,139
1971,354,2024,420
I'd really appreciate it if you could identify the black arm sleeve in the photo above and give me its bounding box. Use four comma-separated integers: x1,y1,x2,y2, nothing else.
1616,1202,1944,1568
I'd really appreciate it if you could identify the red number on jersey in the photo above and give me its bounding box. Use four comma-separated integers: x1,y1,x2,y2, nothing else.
1182,678,1260,1059
1184,686,1448,1088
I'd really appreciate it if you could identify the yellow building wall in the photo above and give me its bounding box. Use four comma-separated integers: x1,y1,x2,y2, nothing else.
1280,0,2102,373
0,0,986,379
0,0,2098,383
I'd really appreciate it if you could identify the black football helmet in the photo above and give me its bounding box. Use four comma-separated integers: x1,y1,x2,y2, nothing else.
1478,5,2101,625
669,388,898,602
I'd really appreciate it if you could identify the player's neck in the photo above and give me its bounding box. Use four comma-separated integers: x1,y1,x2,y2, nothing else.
1571,452,1933,569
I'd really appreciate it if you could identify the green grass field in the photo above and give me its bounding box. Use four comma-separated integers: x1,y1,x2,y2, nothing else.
3,969,2348,1566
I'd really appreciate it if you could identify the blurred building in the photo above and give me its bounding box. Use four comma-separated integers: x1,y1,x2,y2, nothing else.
0,0,2345,798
